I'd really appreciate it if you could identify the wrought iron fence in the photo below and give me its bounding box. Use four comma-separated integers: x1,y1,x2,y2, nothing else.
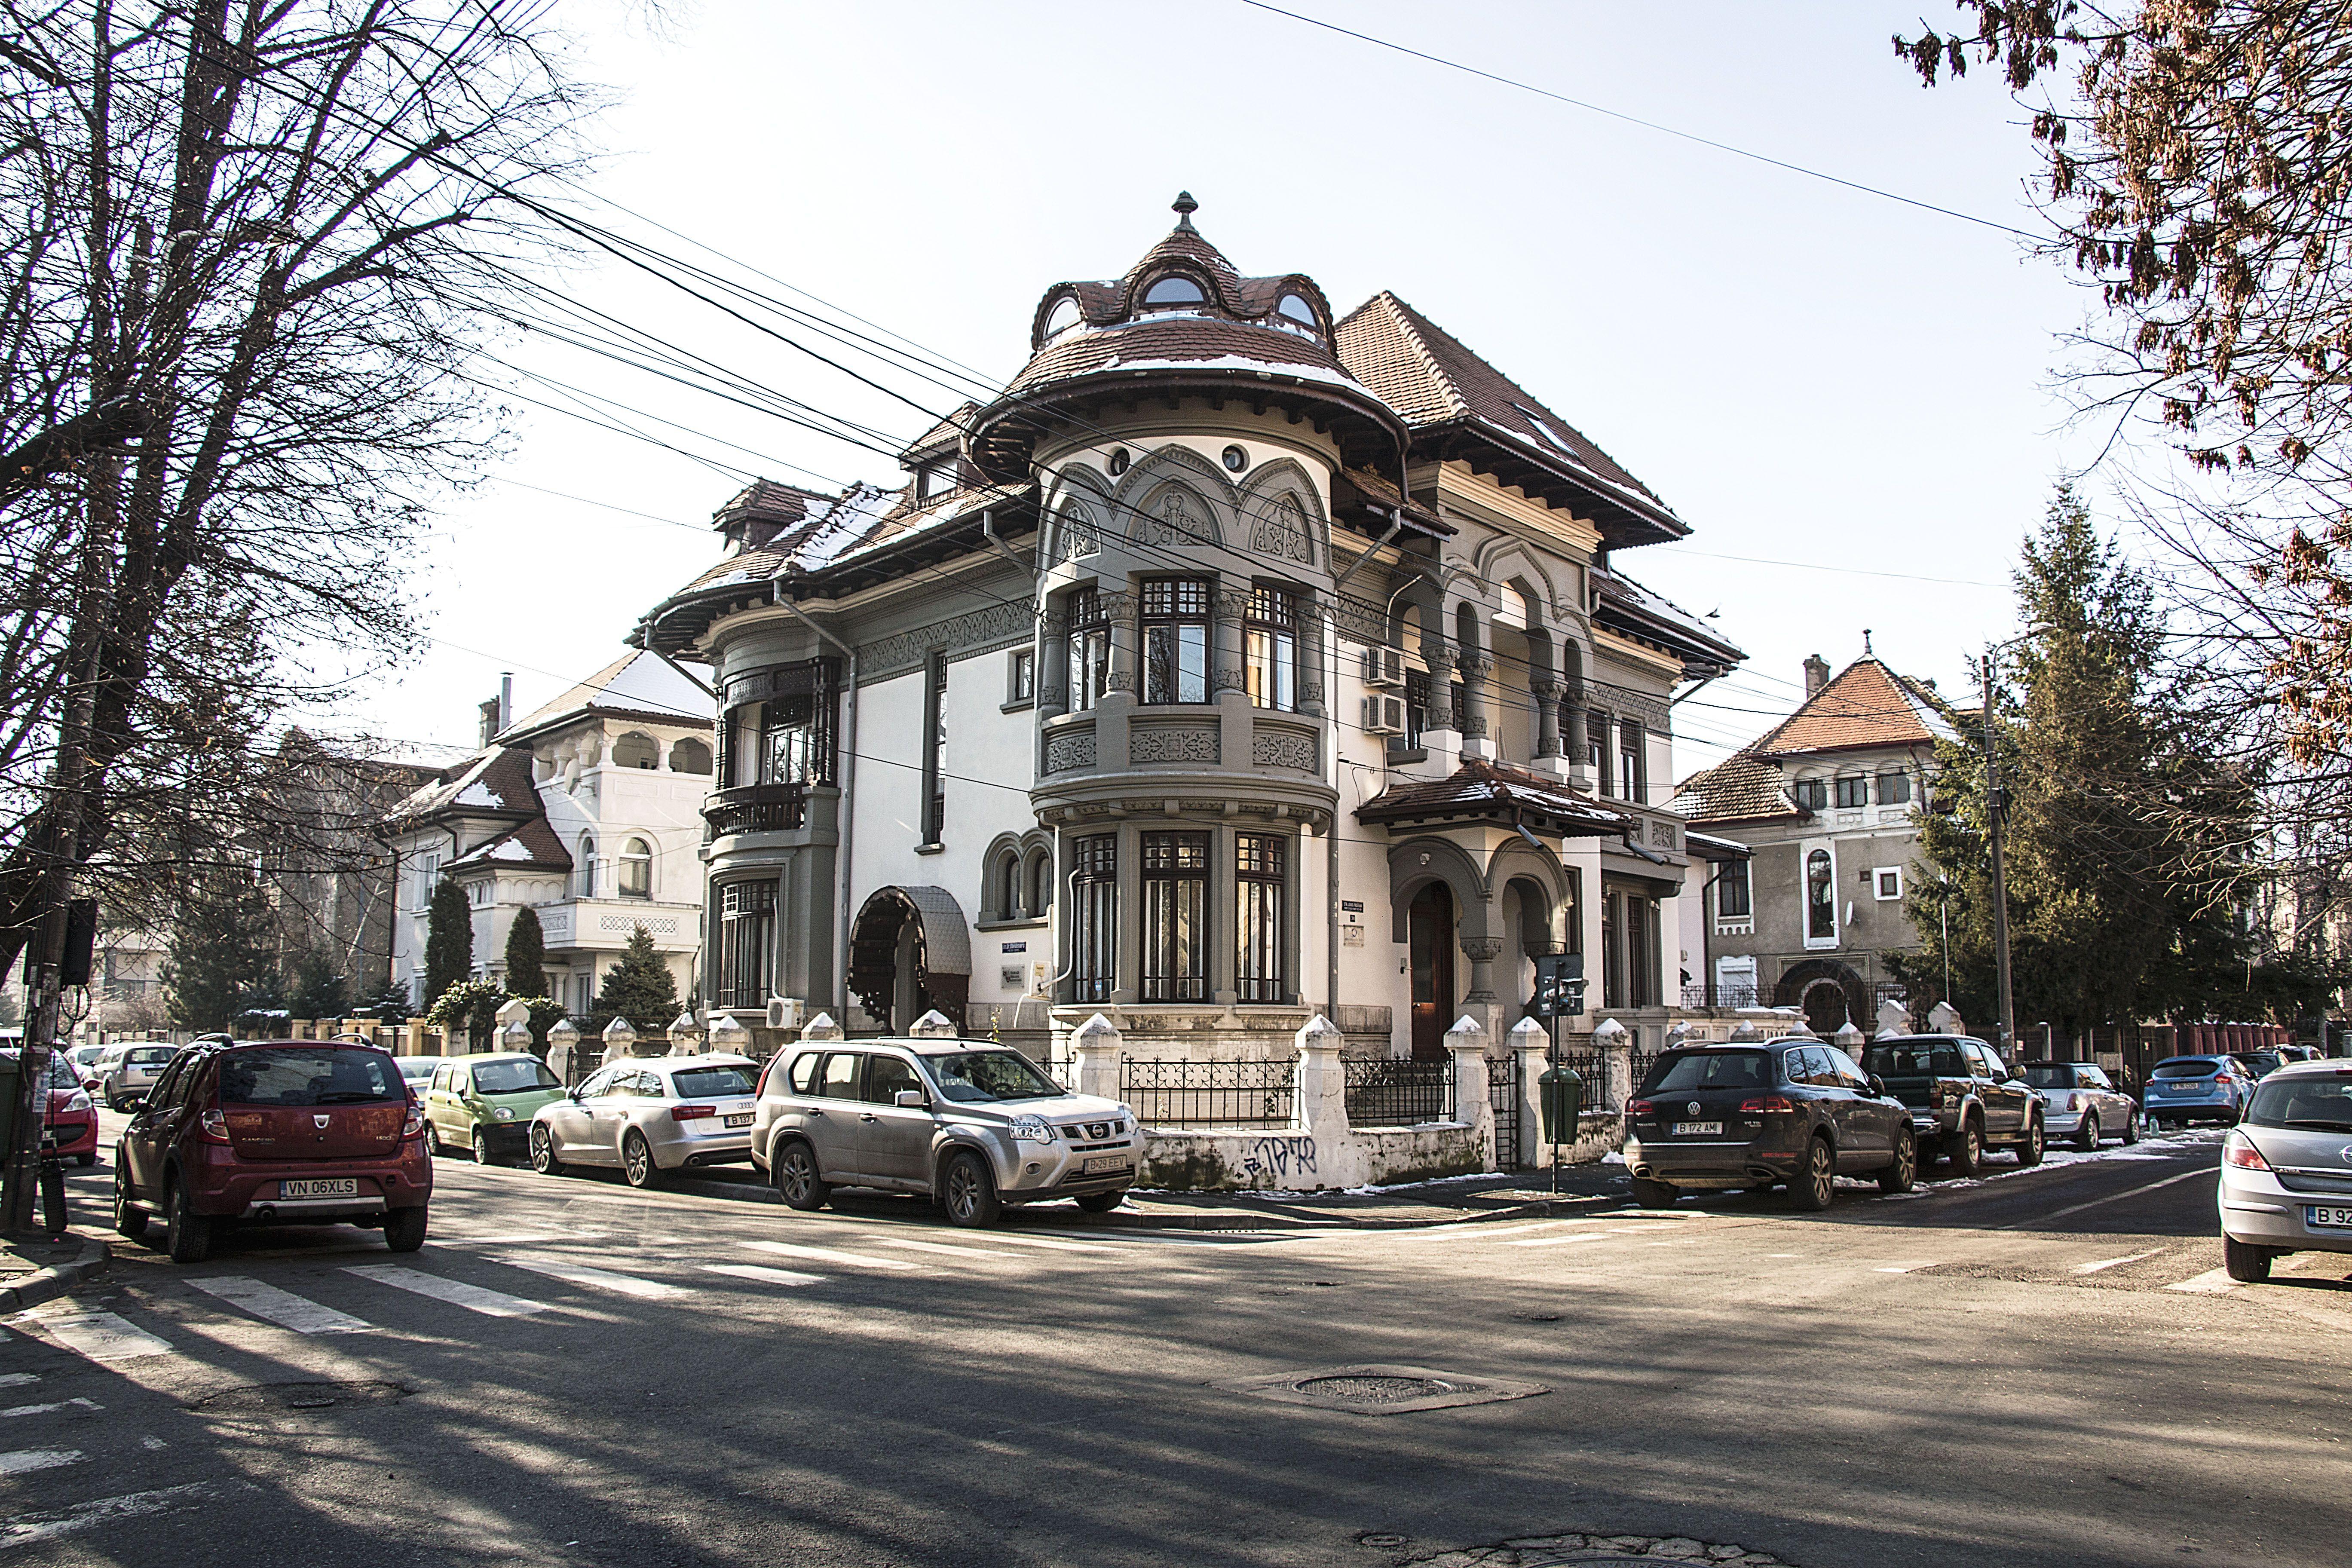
1120,1056,1296,1127
1343,1057,1457,1127
1680,982,1764,1009
1627,1047,1662,1099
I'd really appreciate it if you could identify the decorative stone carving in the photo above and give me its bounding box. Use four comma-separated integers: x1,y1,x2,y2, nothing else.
1250,495,1314,564
1213,664,1248,693
1130,726,1219,764
1037,683,1067,710
1327,591,1390,646
1650,820,1675,848
858,599,1034,682
1459,937,1505,962
1057,502,1099,561
1251,732,1316,772
1105,670,1136,693
1044,731,1096,773
1132,489,1193,548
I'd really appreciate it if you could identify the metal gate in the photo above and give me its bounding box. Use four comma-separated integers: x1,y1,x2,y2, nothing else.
1490,1057,1522,1171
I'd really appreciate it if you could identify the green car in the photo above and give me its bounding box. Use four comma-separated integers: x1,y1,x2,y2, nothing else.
423,1053,567,1165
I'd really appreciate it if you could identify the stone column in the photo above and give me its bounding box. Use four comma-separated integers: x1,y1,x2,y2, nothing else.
1213,590,1249,699
1532,678,1564,759
1103,588,1139,701
1455,655,1491,743
1424,643,1459,733
1037,603,1069,720
1443,1014,1496,1168
1293,1014,1347,1136
1461,935,1504,1005
1072,1011,1122,1102
1296,598,1326,719
1563,687,1591,788
1506,1016,1548,1169
1593,1015,1632,1112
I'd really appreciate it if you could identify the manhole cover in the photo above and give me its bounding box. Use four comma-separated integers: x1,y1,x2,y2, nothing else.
1405,1532,1790,1565
190,1380,410,1413
1215,1363,1548,1415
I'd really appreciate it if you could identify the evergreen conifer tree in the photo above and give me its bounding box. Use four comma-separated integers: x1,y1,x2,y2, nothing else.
162,872,281,1031
287,946,351,1020
424,878,472,1004
590,924,678,1033
504,906,548,1001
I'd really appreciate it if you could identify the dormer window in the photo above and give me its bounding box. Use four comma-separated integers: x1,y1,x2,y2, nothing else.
1043,297,1081,337
1511,401,1584,460
919,462,959,501
1142,275,1205,306
1277,294,1317,328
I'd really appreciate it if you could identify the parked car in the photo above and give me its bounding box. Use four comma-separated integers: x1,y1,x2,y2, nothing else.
746,1038,1140,1226
2021,1060,2140,1150
391,1056,438,1096
112,1038,431,1263
98,1042,180,1111
1859,1035,2046,1176
2230,1050,2285,1081
2143,1055,2253,1127
0,1049,97,1165
529,1054,760,1188
68,1044,110,1091
1623,1039,1917,1211
425,1052,565,1164
2217,1059,2352,1282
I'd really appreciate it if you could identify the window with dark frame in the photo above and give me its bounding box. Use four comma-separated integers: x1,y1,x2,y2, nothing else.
1716,858,1753,919
1589,714,1613,796
1618,720,1643,802
922,653,947,844
1404,669,1431,750
1142,578,1211,704
1235,833,1286,1003
1806,848,1836,942
1793,778,1828,811
1070,834,1117,1003
1877,769,1911,805
619,837,652,900
1243,586,1298,712
1066,588,1109,713
1834,775,1868,809
1140,830,1209,1001
1009,648,1035,704
715,881,776,1011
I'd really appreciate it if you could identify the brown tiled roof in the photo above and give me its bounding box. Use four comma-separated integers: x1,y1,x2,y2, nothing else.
1668,752,1801,827
446,816,573,873
380,747,539,830
897,402,977,464
1000,315,1357,401
1752,658,1955,758
1332,291,1663,506
1355,759,1633,837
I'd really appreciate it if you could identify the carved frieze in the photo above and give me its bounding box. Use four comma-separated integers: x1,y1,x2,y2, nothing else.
858,599,1035,683
1251,732,1317,772
1250,496,1314,565
1044,731,1096,773
1130,726,1219,765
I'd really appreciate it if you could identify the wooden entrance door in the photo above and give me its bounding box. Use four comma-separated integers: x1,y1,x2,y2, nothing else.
1408,882,1455,1062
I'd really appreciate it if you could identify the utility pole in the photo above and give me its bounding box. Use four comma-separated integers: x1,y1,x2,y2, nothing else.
1982,650,2018,1062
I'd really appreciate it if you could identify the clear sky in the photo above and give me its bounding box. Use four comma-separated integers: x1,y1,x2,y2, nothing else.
328,0,2094,781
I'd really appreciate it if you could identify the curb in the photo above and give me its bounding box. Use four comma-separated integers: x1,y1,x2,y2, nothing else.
0,1236,110,1314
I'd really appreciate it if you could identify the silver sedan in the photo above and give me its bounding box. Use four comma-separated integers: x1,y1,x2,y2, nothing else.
527,1054,760,1188
2022,1060,2141,1148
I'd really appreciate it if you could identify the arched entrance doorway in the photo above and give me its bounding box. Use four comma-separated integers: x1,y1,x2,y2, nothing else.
1800,980,1849,1035
1776,958,1868,1039
1408,882,1455,1061
848,885,971,1033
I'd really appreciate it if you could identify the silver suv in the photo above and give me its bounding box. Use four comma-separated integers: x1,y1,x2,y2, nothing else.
749,1040,1137,1226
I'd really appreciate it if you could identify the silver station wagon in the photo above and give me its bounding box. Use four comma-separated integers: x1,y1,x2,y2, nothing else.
529,1054,760,1188
748,1040,1138,1226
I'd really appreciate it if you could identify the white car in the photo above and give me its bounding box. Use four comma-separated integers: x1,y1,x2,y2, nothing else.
2218,1059,2352,1281
2021,1060,2140,1149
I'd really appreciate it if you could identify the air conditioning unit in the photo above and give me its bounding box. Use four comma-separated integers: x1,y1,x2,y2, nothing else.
1360,694,1406,736
766,997,802,1031
1362,646,1405,688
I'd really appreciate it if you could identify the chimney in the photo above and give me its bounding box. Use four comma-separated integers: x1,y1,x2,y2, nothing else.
477,697,501,748
500,672,513,734
1803,655,1830,697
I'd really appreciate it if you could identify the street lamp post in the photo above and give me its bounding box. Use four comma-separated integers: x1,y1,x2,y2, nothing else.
1982,649,2018,1061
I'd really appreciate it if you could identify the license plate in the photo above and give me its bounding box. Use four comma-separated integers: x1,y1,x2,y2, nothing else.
1672,1121,1723,1137
2307,1205,2352,1230
722,1114,752,1128
1083,1155,1132,1174
280,1178,357,1199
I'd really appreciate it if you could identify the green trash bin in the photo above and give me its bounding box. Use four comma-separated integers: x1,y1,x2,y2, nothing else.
1538,1062,1584,1146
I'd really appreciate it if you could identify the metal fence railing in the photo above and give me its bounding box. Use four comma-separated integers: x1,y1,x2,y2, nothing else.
1343,1057,1456,1127
1626,1048,1662,1099
1120,1056,1297,1127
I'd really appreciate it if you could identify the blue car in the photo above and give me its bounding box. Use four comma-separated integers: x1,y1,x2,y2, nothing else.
2143,1055,2254,1128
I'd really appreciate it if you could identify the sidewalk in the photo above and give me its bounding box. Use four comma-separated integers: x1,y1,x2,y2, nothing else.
0,1231,108,1312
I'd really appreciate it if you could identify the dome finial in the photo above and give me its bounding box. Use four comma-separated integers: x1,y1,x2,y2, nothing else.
1172,190,1198,231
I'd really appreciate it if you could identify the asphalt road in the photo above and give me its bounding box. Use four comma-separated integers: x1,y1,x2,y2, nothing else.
3,1118,2346,1568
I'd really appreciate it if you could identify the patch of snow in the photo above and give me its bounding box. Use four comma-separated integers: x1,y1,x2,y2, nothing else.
487,838,536,862
597,649,714,719
453,781,504,808
791,481,901,571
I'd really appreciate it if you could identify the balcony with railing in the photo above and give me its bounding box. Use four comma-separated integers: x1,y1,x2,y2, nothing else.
702,782,808,837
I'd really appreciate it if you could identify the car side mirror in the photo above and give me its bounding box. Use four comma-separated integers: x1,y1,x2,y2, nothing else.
1868,1075,1888,1097
894,1089,928,1109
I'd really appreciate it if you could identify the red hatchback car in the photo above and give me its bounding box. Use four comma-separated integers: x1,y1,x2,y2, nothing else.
113,1039,432,1263
1,1050,97,1165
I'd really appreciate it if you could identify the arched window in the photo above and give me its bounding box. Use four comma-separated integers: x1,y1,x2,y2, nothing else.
999,853,1023,920
668,736,711,774
1142,275,1205,306
611,731,658,769
1277,293,1318,328
575,835,596,899
1805,849,1836,945
1028,848,1053,916
1043,297,1081,337
620,837,652,900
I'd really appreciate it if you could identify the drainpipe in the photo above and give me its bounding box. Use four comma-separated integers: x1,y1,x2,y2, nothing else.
774,587,856,1021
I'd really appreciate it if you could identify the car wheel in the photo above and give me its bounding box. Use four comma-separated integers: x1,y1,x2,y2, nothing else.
1878,1127,1917,1194
382,1206,429,1253
941,1148,1001,1228
164,1177,213,1265
471,1127,494,1167
1630,1176,1680,1209
2016,1115,2045,1166
2122,1114,2141,1146
2076,1114,2099,1152
112,1165,147,1242
1076,1191,1125,1214
774,1139,829,1211
105,1095,125,1114
1948,1116,1984,1178
620,1130,661,1189
2223,1234,2275,1283
529,1123,567,1176
1788,1137,1835,1211
74,1152,95,1167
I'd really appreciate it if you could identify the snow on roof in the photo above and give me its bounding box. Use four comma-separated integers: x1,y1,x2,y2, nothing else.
502,649,715,741
454,778,505,809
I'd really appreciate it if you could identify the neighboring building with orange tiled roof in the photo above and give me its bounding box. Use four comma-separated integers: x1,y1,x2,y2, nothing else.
1669,654,1955,1034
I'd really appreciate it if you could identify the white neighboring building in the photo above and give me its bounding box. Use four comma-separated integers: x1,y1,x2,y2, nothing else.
379,651,716,1014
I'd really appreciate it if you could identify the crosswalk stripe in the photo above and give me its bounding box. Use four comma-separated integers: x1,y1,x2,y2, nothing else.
2074,1248,2164,1275
1404,1220,1585,1243
702,1264,824,1288
188,1276,375,1335
39,1312,173,1362
744,1239,919,1271
2,1400,98,1419
496,1256,693,1300
2164,1268,2239,1295
0,1374,36,1389
971,1232,1117,1253
0,1449,83,1477
1997,1164,2214,1230
433,1231,609,1248
0,1482,216,1548
1053,1228,1283,1246
879,1237,1026,1261
1504,1232,1608,1249
344,1264,548,1317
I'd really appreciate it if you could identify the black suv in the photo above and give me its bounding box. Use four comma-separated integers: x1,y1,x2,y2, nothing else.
1860,1035,2044,1176
1623,1039,1916,1210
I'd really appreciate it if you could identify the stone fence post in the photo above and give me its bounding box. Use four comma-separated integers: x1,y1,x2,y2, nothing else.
1072,1012,1122,1103
1834,1020,1868,1060
1593,1016,1632,1112
1506,1016,1548,1170
1443,1014,1495,1166
1293,1014,1347,1136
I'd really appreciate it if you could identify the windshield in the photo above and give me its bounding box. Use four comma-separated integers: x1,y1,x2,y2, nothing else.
2153,1058,2223,1078
926,1050,1059,1103
126,1047,176,1066
475,1059,561,1095
217,1047,403,1107
1643,1050,1770,1093
1863,1043,1967,1077
2021,1065,2075,1090
2247,1074,2352,1131
668,1065,755,1099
